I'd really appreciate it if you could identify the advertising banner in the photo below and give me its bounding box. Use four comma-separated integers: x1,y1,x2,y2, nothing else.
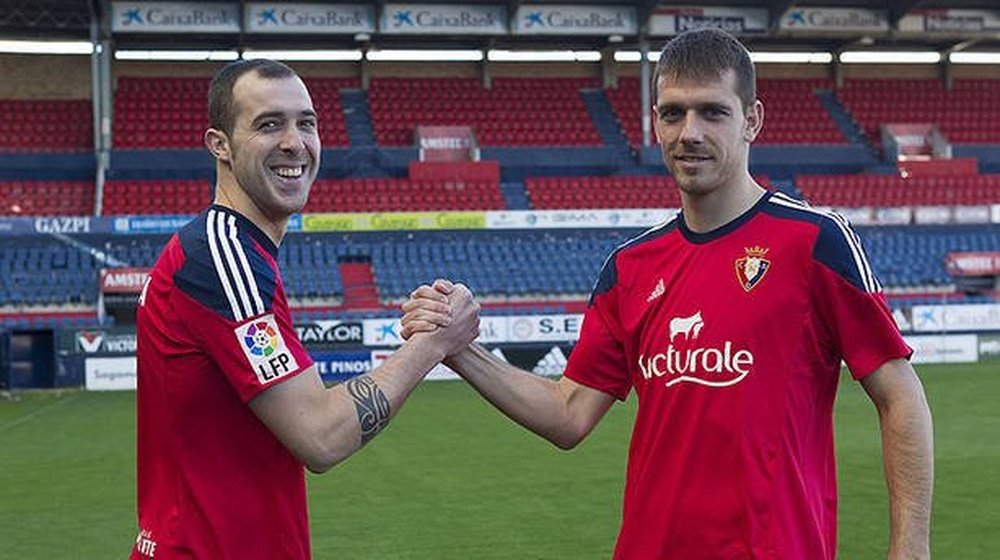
294,321,364,348
649,6,768,36
85,357,137,390
416,126,477,162
370,343,572,380
245,3,374,34
507,314,583,343
913,206,952,225
904,335,978,364
873,207,912,226
779,7,888,32
892,308,912,333
953,206,991,224
381,3,506,35
33,216,95,234
112,215,194,234
978,334,1000,362
946,252,1000,277
312,351,373,383
111,2,241,33
828,207,874,226
898,9,1000,33
911,304,1000,332
486,209,674,230
100,268,151,294
302,211,486,232
363,318,405,347
514,4,637,35
73,328,138,355
363,313,584,347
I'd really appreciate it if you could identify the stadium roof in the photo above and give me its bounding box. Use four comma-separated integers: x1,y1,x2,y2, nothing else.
1,1,997,54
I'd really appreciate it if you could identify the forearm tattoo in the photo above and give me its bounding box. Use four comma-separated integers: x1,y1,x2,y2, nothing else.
346,376,391,445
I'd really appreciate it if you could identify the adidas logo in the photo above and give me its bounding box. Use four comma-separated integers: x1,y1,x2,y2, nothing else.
647,278,665,302
533,346,567,377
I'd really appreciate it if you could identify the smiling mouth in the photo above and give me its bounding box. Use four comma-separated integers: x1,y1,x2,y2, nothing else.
675,155,712,162
272,165,305,179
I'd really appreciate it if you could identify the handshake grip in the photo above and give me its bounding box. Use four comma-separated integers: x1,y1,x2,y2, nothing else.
401,280,481,357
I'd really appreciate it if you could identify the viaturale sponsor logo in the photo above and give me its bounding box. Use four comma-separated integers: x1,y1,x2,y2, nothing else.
638,311,754,388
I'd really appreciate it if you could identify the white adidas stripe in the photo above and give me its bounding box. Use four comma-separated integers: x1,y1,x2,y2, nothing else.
206,209,245,321
206,209,265,321
214,212,255,320
226,214,265,315
768,193,879,293
828,211,880,292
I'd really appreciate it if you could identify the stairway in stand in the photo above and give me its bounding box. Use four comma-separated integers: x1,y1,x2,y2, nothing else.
338,258,381,309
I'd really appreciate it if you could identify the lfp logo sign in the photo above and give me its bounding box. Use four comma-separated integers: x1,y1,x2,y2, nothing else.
235,314,300,384
243,320,280,358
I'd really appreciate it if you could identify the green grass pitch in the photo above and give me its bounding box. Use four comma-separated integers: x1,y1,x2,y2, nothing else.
1,363,997,558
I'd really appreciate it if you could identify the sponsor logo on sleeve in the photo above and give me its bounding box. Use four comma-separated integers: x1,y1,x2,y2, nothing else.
235,314,299,384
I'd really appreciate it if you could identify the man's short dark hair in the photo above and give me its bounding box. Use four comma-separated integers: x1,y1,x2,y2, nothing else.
208,59,298,137
653,28,756,109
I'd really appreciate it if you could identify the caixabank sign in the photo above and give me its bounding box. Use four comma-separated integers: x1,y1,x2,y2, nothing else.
245,3,374,34
111,1,241,33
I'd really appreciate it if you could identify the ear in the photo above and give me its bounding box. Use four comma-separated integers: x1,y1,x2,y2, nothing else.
204,128,231,163
744,99,764,143
651,107,662,144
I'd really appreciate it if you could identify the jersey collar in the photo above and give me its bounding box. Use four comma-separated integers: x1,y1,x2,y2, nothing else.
678,191,772,245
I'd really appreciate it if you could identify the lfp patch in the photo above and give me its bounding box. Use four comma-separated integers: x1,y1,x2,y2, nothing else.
235,314,299,384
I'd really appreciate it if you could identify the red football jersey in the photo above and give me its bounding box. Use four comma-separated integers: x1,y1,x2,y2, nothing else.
564,192,910,560
133,205,314,559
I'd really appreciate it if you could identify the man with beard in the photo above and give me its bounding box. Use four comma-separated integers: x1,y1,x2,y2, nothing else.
132,59,480,559
401,29,933,559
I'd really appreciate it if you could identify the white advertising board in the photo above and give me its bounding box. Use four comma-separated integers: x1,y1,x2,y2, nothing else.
911,304,1000,333
381,3,506,35
904,335,979,364
112,2,240,33
85,357,138,391
649,6,768,36
514,4,636,35
245,3,374,34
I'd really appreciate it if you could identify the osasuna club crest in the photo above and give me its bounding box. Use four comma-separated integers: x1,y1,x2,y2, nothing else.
735,245,771,292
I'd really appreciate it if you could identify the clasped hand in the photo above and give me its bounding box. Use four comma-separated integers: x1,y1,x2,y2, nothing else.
401,279,480,357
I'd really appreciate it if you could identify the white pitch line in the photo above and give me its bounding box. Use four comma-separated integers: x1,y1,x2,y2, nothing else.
0,392,81,433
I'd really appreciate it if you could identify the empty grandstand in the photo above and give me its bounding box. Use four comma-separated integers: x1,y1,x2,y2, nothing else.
0,0,998,390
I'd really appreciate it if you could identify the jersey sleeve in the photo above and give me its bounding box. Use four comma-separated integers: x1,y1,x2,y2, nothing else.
173,217,313,402
810,213,911,379
562,252,631,400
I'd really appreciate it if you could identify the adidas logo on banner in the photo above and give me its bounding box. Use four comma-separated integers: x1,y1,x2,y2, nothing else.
532,346,567,377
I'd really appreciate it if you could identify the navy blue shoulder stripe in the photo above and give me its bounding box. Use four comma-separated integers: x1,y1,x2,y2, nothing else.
175,208,279,322
763,192,880,293
589,215,680,306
